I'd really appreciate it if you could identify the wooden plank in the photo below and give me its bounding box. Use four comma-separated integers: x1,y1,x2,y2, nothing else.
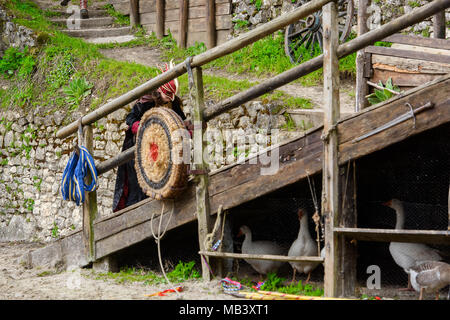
365,45,450,64
178,0,188,48
371,54,450,75
130,0,140,27
356,0,370,111
156,0,164,39
383,34,450,51
206,0,216,49
370,69,444,87
322,1,340,298
334,228,450,245
199,251,324,263
337,161,357,297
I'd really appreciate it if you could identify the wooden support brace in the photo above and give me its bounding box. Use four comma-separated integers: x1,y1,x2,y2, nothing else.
322,1,340,298
189,65,213,281
178,0,188,48
156,0,165,39
206,0,216,49
82,124,98,262
130,0,140,27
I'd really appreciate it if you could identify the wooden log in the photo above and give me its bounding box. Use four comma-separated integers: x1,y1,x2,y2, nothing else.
433,10,446,39
206,0,216,49
190,66,213,281
178,0,188,48
356,0,370,111
56,0,450,140
82,125,97,262
156,0,164,39
130,0,140,27
322,1,340,299
370,69,443,88
383,33,450,50
199,251,324,263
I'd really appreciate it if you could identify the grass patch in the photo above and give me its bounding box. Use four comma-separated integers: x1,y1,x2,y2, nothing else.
94,261,201,285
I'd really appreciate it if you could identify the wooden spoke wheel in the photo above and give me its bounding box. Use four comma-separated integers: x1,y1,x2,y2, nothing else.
284,0,355,64
135,107,189,200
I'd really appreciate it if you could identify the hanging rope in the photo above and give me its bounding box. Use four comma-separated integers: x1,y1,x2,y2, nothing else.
306,172,322,257
61,145,98,206
150,200,183,298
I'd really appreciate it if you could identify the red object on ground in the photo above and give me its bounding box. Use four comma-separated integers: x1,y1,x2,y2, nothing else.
146,286,183,297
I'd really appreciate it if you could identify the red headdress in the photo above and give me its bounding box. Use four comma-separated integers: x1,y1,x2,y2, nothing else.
157,60,178,102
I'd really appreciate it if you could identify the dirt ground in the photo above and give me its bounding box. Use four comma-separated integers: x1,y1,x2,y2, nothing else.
0,242,242,300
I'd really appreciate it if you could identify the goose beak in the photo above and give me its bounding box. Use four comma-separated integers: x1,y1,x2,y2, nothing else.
382,200,392,207
237,229,243,237
297,209,304,219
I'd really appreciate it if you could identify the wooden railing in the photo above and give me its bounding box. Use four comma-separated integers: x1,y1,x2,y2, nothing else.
55,0,450,297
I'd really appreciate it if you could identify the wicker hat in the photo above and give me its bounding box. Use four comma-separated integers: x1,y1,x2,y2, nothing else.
157,60,178,102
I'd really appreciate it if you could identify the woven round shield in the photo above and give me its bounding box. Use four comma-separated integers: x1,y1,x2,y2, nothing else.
135,107,189,200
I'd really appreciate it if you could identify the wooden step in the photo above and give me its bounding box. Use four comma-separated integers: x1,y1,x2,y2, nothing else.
84,34,137,44
199,251,324,263
43,8,108,18
35,0,108,10
51,16,114,28
62,26,132,38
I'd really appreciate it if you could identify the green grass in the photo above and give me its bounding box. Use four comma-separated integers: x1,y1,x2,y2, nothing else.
93,261,201,285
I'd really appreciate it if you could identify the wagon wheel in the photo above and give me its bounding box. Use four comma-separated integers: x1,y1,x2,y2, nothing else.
284,0,355,64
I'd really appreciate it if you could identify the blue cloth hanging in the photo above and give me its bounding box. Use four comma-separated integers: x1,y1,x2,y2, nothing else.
61,146,98,206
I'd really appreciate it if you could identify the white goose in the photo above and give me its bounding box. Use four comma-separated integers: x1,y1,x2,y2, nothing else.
382,199,443,290
238,225,286,276
410,260,450,300
288,208,320,283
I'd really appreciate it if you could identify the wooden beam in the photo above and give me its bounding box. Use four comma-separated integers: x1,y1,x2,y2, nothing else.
334,228,450,245
156,0,164,39
82,125,97,262
383,33,450,50
433,10,446,39
337,161,357,297
178,0,188,48
199,251,324,263
356,0,370,111
206,0,216,49
365,46,450,64
190,66,213,281
322,1,340,298
130,0,140,27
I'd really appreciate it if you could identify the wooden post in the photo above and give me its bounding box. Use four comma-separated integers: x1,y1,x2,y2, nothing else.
82,124,98,262
191,66,213,281
156,0,165,39
206,0,216,49
337,161,358,297
130,0,140,27
433,10,446,39
356,0,370,112
178,0,188,48
322,1,340,298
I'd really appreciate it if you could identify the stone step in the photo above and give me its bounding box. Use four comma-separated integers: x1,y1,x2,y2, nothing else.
85,34,137,44
44,8,109,18
35,0,108,10
62,26,132,38
51,16,114,29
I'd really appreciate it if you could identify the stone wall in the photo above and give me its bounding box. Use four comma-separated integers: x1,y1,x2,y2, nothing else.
231,0,449,37
0,7,36,57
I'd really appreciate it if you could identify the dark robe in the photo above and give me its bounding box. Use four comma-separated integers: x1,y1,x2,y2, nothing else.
112,96,186,212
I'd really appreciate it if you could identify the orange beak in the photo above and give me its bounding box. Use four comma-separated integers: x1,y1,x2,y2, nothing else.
237,229,243,237
297,209,304,219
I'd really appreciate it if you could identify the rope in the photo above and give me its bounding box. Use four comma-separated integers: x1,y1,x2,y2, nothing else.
306,172,322,257
150,200,182,299
61,146,98,206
